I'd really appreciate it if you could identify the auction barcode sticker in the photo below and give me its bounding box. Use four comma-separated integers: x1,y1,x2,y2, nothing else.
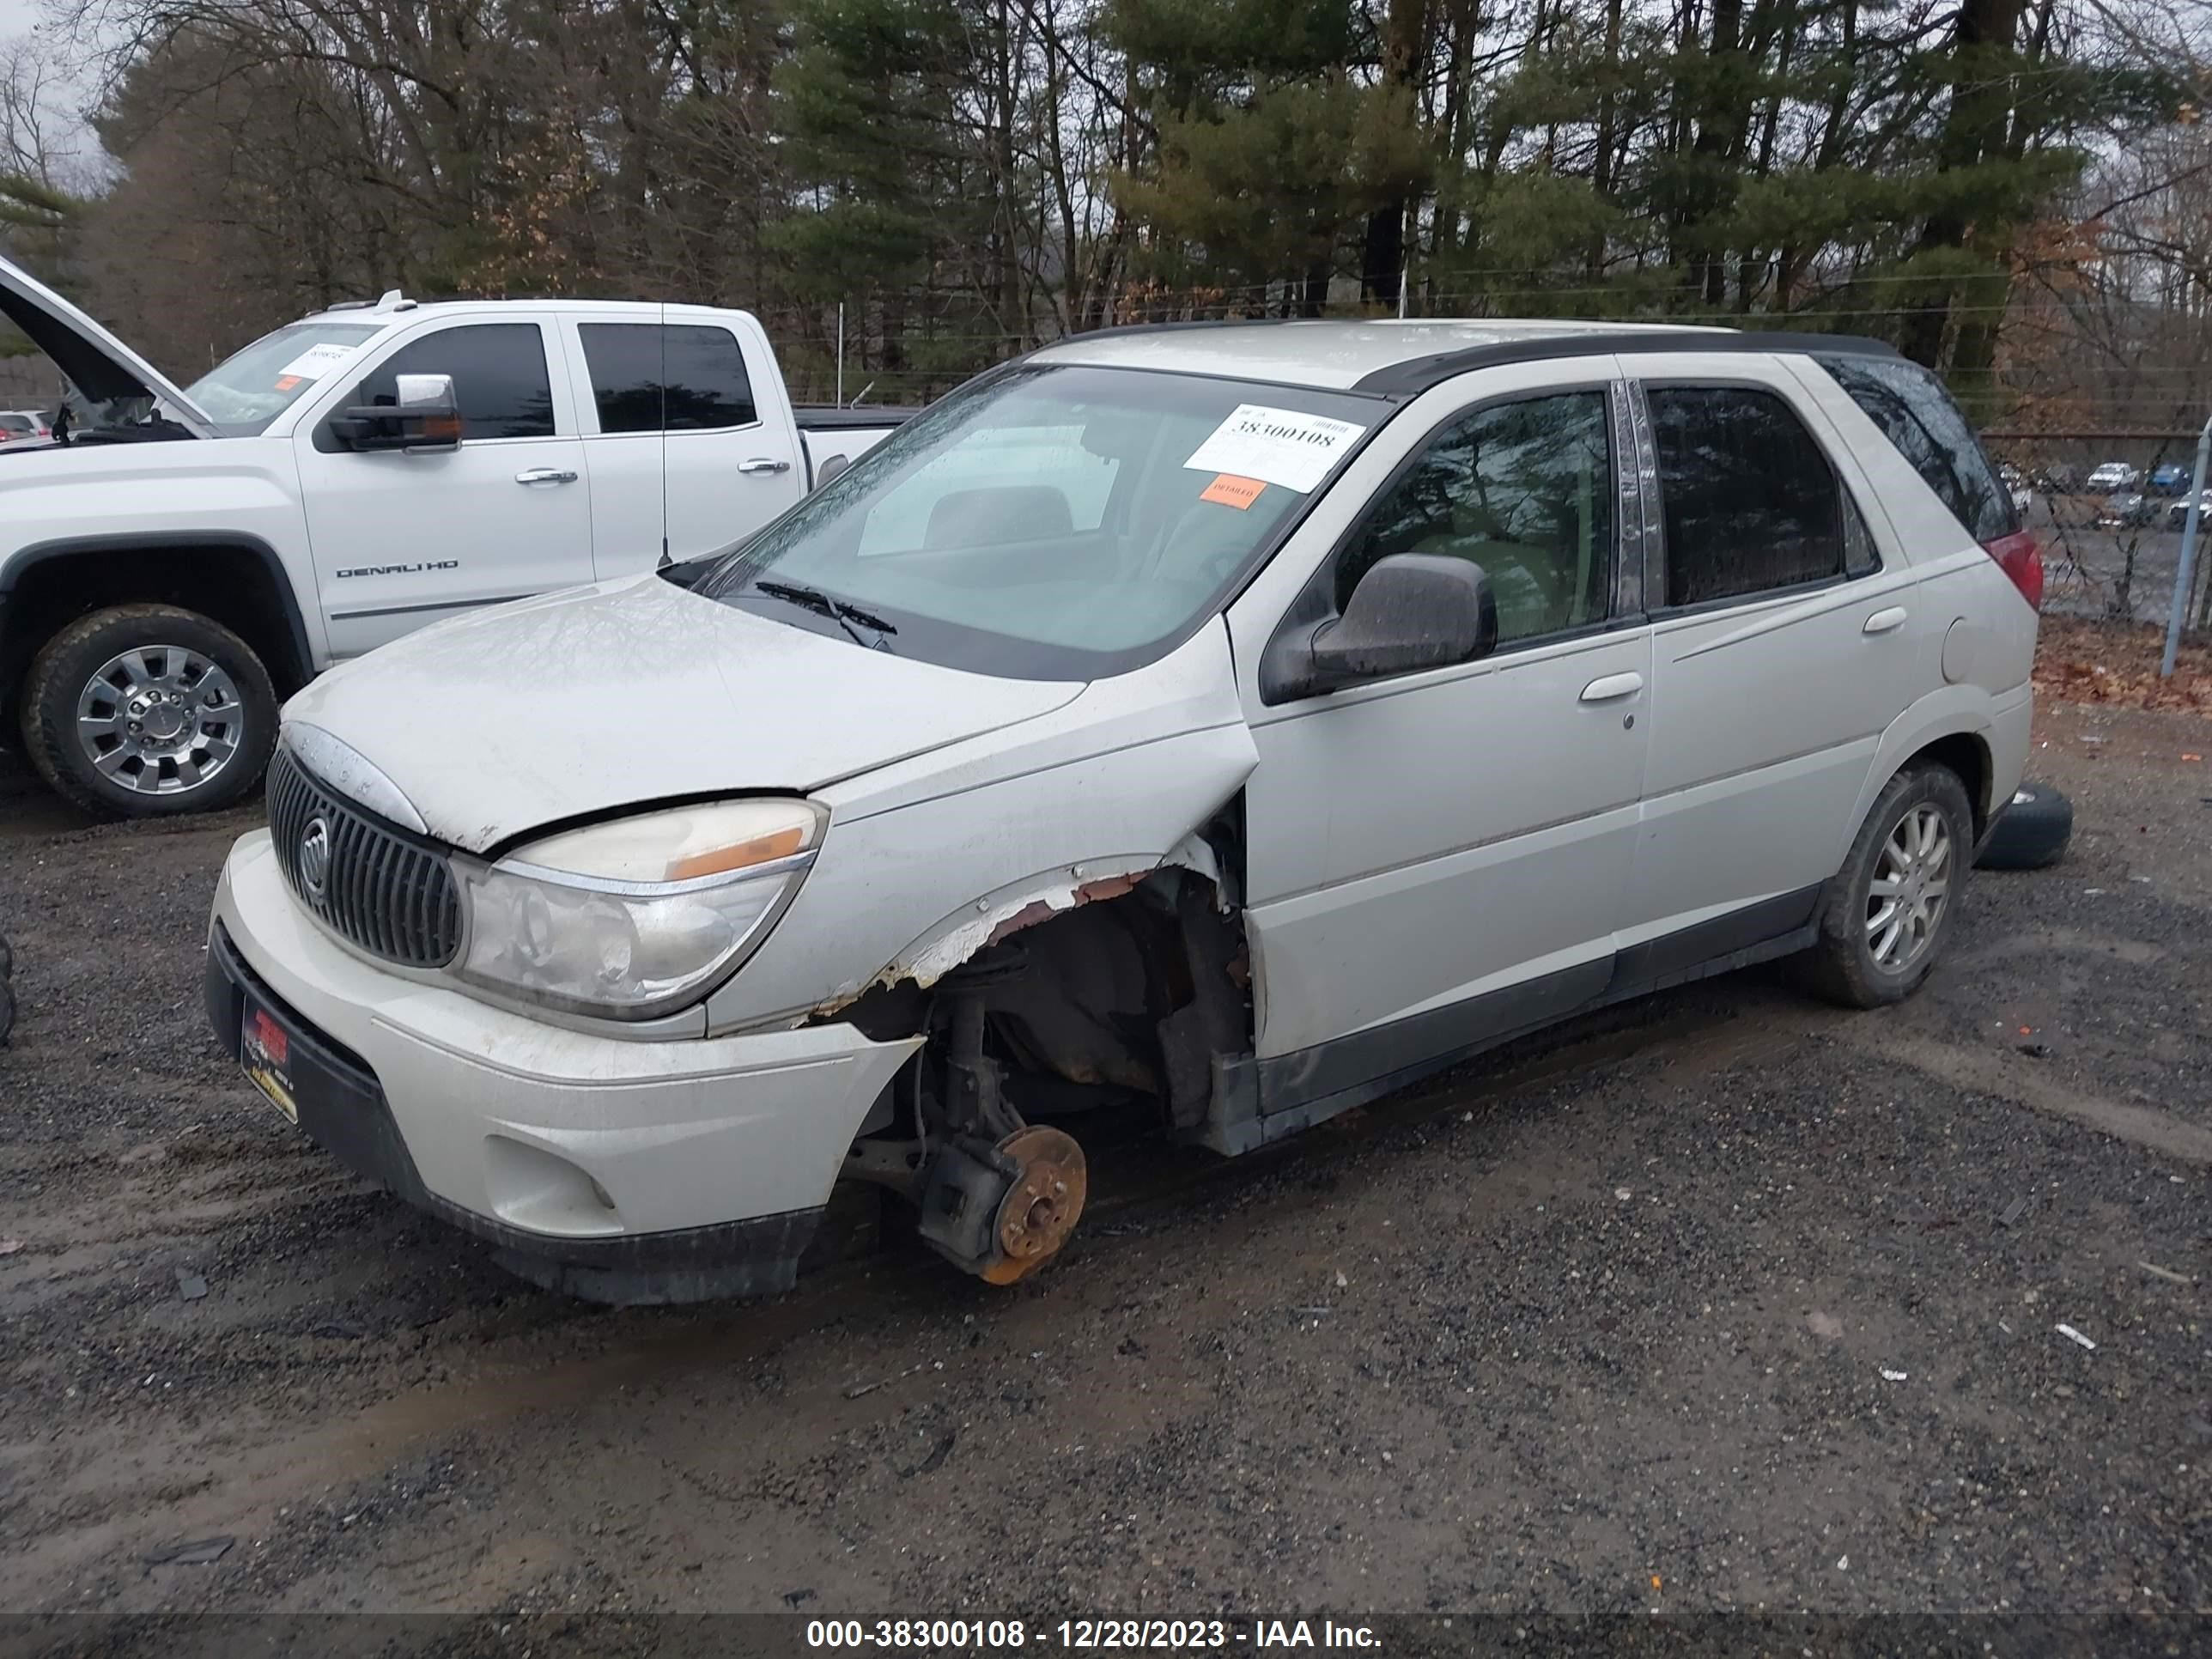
1183,404,1366,494
276,341,361,381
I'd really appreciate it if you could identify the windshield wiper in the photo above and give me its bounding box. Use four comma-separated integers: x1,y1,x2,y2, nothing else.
750,580,899,647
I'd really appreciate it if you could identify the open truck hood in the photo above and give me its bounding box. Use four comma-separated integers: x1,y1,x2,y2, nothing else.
0,253,217,436
282,574,1086,853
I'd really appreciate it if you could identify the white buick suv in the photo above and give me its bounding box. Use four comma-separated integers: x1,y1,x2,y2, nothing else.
204,320,2041,1303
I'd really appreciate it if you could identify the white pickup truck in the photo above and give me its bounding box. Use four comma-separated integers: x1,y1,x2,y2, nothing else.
0,255,908,817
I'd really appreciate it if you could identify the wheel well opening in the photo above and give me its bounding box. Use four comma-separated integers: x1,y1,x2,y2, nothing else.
1908,732,1992,837
3,544,310,710
830,863,1254,1146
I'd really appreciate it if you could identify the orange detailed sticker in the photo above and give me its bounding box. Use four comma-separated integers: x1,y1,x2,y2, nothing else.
1200,473,1266,510
274,375,302,392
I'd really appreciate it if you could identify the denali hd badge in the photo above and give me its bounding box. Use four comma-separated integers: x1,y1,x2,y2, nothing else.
334,560,459,578
299,817,331,901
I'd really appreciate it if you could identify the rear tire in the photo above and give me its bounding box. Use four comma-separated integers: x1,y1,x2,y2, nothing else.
19,604,276,819
1803,763,1973,1009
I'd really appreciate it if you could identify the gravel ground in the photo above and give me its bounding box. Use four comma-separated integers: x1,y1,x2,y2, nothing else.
0,705,2207,1638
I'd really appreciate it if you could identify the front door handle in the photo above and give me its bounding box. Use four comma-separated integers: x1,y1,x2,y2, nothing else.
738,457,793,475
1863,606,1909,635
1580,672,1644,703
514,467,578,485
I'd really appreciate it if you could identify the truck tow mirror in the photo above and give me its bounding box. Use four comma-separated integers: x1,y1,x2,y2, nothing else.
331,373,461,453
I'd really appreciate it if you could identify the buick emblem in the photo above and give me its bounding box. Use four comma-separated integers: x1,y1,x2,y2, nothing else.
299,817,331,902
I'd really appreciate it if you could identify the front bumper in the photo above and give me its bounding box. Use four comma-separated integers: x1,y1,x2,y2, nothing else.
207,830,921,1303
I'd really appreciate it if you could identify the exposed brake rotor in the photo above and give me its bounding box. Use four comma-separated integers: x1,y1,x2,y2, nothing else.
977,1126,1087,1285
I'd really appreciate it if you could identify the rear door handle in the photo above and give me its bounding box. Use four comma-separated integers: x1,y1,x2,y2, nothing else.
738,457,793,475
514,467,578,485
1580,672,1644,703
1863,606,1909,635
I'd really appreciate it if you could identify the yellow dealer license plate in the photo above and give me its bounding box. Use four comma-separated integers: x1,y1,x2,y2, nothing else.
240,1000,300,1125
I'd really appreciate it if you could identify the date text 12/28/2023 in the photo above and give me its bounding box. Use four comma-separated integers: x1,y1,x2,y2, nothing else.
805,1621,1382,1650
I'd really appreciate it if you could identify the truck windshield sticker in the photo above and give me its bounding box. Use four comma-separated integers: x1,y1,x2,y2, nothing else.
1182,404,1367,494
276,341,361,383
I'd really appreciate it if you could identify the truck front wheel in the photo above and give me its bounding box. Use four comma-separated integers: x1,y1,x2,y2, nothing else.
20,604,277,818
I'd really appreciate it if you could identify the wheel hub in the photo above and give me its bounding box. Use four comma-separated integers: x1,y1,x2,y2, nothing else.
977,1126,1088,1286
137,696,188,743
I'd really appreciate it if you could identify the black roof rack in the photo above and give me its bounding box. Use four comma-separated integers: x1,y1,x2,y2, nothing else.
1032,316,1901,398
1352,328,1901,397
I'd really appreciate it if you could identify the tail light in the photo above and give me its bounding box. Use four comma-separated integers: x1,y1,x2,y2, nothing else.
1982,529,2043,611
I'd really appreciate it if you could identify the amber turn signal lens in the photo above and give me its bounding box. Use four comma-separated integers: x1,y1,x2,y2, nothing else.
666,825,809,881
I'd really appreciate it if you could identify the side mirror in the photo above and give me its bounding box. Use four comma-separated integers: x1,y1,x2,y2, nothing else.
1298,553,1497,694
330,373,461,452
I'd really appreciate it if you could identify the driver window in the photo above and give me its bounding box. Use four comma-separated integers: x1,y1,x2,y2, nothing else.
325,323,556,446
1336,390,1614,646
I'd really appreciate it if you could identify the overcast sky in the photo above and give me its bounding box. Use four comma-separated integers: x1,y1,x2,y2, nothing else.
3,0,100,171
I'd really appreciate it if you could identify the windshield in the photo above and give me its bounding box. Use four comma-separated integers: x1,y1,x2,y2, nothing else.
185,321,384,435
690,364,1384,678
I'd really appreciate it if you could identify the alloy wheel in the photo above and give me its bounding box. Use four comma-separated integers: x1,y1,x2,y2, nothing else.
74,645,246,796
1866,802,1953,972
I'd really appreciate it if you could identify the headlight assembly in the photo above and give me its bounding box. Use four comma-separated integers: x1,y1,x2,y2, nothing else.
455,799,823,1020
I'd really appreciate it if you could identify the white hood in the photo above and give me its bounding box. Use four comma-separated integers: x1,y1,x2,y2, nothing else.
0,253,217,434
282,574,1085,852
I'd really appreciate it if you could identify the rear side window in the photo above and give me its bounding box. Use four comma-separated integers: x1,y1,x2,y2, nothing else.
339,323,556,441
1815,354,2016,544
580,323,757,434
1648,386,1846,607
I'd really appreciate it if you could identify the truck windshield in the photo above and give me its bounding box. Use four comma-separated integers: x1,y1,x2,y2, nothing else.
184,322,384,434
690,363,1385,679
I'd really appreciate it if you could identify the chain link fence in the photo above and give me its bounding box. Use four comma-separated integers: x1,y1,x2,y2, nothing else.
1978,431,2212,632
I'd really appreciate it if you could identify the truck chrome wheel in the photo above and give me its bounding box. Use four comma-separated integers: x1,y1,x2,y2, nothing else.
1866,802,1952,972
75,644,246,796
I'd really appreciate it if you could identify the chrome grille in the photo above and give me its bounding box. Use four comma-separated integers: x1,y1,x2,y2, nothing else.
266,746,461,969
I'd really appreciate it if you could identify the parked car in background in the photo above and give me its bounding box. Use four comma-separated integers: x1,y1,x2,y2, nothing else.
2148,462,2192,495
0,411,46,445
205,319,2039,1304
1997,462,2033,516
2166,489,2212,531
2086,460,2140,492
2095,492,2156,528
0,254,910,818
2033,462,2081,494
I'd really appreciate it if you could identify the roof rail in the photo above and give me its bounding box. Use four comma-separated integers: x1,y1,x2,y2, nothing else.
1351,327,1900,397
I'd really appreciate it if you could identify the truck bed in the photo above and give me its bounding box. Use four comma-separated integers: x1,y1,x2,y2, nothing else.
793,406,915,486
793,406,918,432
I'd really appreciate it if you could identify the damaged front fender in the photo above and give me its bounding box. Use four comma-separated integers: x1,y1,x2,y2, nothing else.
875,858,1171,998
697,624,1258,1035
